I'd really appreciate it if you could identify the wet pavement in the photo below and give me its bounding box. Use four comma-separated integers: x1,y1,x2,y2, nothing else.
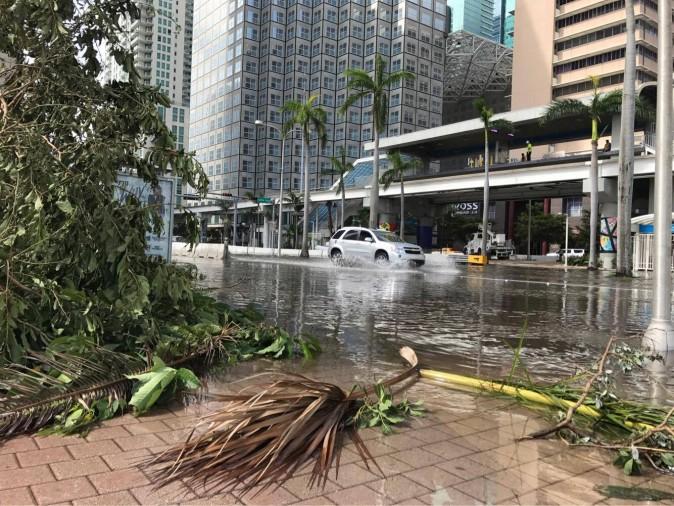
2,257,674,505
202,256,674,401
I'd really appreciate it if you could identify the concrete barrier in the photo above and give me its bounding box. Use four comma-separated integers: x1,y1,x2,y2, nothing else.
171,242,328,260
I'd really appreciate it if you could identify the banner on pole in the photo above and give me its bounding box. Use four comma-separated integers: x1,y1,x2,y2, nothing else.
115,174,175,261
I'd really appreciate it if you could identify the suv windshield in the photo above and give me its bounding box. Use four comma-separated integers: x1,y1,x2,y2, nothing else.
374,230,404,243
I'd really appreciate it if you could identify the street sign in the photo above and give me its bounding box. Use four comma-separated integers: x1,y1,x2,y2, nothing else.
257,197,272,203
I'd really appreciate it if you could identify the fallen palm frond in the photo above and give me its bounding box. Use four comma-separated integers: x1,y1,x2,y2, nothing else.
146,346,420,495
419,340,674,475
1,312,320,438
0,348,145,437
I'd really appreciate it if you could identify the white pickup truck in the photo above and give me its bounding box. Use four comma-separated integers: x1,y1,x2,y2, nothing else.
465,229,516,259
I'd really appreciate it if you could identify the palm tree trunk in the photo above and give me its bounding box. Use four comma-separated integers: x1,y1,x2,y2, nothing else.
480,129,490,256
617,0,636,276
370,129,380,229
400,178,405,239
300,138,310,257
589,137,599,270
327,201,334,236
341,179,345,228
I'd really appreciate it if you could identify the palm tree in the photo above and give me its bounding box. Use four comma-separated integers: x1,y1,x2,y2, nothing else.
380,151,420,239
284,189,304,249
340,54,413,229
281,95,327,257
474,97,513,256
617,0,636,276
325,201,334,236
217,199,232,244
542,78,651,269
244,191,260,247
326,148,352,229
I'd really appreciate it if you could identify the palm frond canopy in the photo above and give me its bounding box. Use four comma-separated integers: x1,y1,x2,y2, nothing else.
541,99,589,124
281,95,327,145
341,55,413,133
489,119,515,135
379,151,421,190
634,96,655,123
474,97,494,126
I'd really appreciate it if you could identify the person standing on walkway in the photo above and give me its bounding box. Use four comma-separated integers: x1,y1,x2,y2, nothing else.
526,140,533,161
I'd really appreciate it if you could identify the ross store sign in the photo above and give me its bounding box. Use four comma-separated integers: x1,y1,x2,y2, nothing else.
450,202,480,216
115,174,175,261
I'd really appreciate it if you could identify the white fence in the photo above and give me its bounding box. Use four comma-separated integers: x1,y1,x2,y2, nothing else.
632,234,674,272
172,242,328,260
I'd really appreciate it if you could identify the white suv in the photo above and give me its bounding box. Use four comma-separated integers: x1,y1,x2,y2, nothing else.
327,227,425,267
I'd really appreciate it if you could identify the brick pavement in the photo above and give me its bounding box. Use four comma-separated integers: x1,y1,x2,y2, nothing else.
1,385,673,505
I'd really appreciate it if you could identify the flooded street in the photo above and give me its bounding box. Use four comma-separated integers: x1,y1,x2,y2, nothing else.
195,257,674,404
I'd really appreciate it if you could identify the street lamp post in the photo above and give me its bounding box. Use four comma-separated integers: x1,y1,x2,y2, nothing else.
644,0,674,352
559,211,569,269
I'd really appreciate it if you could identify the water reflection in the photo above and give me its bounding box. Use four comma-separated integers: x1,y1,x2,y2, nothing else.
199,257,674,403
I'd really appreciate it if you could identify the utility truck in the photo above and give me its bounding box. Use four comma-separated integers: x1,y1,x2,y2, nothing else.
464,227,515,259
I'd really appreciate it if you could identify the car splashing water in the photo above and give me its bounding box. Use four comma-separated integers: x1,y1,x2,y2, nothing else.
196,256,674,404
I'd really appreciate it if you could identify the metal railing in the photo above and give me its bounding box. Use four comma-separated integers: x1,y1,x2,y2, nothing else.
632,233,674,272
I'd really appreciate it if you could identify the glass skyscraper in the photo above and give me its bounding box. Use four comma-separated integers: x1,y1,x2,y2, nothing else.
446,0,494,41
189,0,447,198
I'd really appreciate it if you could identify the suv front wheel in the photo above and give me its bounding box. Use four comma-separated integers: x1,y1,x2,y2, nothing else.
374,251,389,266
330,249,343,265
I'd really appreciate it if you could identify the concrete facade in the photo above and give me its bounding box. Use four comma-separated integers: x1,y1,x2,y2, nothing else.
512,0,661,108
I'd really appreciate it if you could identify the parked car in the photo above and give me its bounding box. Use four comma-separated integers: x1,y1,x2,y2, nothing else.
560,248,585,258
327,227,425,266
547,248,586,259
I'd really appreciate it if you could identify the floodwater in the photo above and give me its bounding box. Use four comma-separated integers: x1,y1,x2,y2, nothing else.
194,256,674,404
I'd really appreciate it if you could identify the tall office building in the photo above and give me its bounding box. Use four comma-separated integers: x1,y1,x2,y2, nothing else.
495,0,515,48
102,0,194,150
447,0,495,41
189,0,447,197
512,0,660,109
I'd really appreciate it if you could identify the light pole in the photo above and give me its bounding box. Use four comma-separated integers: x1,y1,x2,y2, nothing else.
644,0,674,352
255,120,296,257
565,212,569,269
559,211,569,269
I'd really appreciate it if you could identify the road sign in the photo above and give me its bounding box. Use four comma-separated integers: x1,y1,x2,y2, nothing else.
257,197,272,203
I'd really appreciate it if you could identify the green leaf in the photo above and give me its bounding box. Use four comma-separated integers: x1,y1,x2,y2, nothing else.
661,453,674,468
126,364,177,415
56,200,74,214
176,368,201,390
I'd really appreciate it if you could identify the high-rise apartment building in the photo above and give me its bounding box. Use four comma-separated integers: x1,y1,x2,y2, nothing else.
102,0,194,150
512,0,660,109
447,0,495,40
189,0,447,197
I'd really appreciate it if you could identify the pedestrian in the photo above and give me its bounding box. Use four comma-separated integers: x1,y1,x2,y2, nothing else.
521,153,526,162
603,139,611,152
526,140,532,161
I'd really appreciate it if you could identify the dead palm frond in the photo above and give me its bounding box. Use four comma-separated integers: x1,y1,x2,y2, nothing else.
0,326,239,438
146,347,420,495
0,348,145,437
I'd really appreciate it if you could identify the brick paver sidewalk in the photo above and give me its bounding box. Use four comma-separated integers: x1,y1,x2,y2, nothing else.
1,381,672,505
